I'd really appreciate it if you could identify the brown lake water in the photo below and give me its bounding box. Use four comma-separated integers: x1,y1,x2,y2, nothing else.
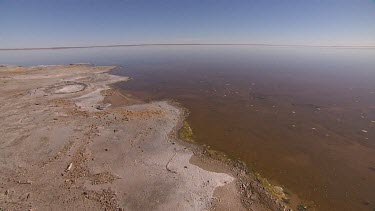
1,46,375,210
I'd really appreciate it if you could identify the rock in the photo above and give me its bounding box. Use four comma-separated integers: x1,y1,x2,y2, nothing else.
297,204,308,211
274,186,284,193
18,180,33,184
96,105,104,110
250,193,258,200
66,163,73,171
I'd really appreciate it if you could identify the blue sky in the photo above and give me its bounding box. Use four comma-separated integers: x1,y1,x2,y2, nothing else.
1,0,375,48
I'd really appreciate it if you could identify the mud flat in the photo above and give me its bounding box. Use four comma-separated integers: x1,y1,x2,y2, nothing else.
0,64,288,210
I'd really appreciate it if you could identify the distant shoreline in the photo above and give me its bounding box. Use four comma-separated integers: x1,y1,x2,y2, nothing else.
1,43,375,51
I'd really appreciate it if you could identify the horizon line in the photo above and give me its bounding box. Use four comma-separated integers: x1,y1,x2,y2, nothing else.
1,43,375,51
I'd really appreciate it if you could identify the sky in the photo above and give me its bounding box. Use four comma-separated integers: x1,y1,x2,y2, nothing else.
1,0,375,48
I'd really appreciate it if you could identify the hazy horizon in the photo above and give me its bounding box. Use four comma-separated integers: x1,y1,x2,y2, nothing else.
1,0,375,48
2,43,375,51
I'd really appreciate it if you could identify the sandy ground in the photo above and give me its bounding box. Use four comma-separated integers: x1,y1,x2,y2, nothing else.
0,64,288,210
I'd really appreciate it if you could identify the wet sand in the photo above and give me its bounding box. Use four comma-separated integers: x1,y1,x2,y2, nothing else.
0,64,286,210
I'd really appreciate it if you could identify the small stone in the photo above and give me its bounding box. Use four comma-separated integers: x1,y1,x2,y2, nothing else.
66,163,73,171
361,130,368,133
274,186,284,194
96,105,104,110
250,194,258,200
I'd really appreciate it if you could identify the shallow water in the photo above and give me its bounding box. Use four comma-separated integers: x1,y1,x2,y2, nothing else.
1,46,375,210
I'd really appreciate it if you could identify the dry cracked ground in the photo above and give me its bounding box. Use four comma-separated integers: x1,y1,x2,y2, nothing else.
0,64,287,211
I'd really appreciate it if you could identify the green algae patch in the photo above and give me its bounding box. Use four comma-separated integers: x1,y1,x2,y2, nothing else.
179,121,195,143
255,172,287,200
